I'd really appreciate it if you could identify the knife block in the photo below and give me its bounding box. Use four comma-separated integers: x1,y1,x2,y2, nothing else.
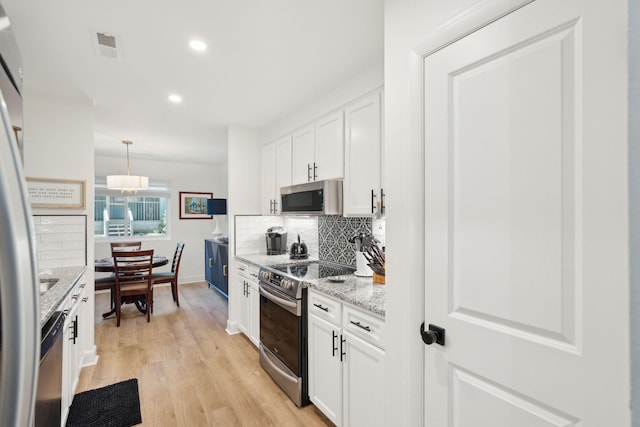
373,263,386,284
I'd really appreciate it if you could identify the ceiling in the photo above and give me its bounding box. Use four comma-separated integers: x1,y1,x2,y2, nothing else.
1,0,384,165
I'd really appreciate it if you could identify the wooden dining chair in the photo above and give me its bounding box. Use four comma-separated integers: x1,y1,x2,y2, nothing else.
152,242,185,307
110,241,142,251
113,249,154,326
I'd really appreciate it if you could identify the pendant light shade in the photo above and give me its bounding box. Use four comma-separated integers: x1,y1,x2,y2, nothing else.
107,140,149,193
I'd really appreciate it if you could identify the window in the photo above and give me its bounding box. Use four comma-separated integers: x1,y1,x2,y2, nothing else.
94,180,170,239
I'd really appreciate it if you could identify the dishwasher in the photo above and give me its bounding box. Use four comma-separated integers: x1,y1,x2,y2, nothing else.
35,311,65,427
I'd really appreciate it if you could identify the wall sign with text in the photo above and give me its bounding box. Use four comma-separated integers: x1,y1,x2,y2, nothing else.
26,177,86,209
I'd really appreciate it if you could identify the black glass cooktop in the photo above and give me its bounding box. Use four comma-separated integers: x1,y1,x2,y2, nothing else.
270,261,355,281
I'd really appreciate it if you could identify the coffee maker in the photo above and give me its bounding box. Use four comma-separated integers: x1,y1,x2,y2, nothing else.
265,226,287,255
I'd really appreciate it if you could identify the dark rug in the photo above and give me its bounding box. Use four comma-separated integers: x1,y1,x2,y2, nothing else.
66,378,142,427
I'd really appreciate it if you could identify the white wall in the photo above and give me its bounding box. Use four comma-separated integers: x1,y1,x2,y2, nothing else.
95,155,227,284
226,126,261,332
22,90,97,364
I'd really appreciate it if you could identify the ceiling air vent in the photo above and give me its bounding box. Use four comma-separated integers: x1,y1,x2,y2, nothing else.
92,31,122,61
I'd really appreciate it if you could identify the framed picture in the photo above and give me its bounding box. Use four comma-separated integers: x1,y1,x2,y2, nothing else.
179,191,212,219
26,177,86,209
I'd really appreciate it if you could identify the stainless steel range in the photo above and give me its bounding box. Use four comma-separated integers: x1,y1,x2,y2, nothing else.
258,260,355,407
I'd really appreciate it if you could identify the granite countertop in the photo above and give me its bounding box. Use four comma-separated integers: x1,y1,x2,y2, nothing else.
306,276,386,318
39,266,86,326
235,253,385,318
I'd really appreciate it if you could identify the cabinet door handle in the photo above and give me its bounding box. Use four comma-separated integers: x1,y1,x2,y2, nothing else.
313,303,329,312
273,200,278,214
313,162,318,180
340,335,346,362
380,188,385,215
307,163,312,181
223,265,227,276
371,189,377,214
81,297,88,303
269,199,273,214
209,258,213,268
350,320,372,332
332,330,338,357
80,283,86,289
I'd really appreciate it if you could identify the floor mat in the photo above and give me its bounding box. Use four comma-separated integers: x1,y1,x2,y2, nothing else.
66,378,142,427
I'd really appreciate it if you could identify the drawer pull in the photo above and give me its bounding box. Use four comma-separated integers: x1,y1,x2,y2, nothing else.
313,303,329,312
350,320,372,332
82,297,89,303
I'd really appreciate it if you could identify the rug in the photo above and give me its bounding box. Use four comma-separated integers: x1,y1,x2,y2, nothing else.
66,378,142,427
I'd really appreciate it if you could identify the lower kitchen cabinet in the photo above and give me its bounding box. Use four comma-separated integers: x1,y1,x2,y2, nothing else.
236,261,259,346
205,239,228,296
308,289,385,427
61,272,88,427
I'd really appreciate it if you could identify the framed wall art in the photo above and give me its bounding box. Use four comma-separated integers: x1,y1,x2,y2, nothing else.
179,191,213,219
26,177,86,209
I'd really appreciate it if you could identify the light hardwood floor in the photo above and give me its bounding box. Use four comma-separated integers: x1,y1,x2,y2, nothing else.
77,282,333,426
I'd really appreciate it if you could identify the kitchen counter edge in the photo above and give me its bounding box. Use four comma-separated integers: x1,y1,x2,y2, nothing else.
235,254,385,318
39,265,86,326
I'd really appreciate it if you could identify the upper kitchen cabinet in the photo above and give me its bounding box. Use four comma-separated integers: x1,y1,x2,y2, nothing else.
344,90,383,216
292,112,344,185
262,135,292,214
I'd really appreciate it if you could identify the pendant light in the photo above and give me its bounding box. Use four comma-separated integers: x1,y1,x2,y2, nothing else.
106,140,149,193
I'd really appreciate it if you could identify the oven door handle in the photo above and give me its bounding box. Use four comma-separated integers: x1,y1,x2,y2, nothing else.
259,285,300,316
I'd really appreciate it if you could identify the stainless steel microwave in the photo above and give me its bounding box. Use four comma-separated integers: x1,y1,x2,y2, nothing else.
280,180,342,215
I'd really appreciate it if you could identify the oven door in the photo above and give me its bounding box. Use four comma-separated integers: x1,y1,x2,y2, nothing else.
259,282,302,376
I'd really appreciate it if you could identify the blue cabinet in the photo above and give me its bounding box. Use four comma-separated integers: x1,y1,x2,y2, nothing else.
205,239,228,297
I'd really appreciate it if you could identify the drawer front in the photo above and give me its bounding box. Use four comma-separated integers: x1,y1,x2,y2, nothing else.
236,261,249,278
308,290,342,327
343,305,385,350
248,264,260,283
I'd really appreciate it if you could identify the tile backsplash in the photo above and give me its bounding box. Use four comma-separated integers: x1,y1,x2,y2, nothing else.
319,216,372,267
234,214,375,268
34,215,87,268
235,215,319,257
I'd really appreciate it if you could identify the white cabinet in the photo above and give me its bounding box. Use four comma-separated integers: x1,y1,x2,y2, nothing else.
236,261,259,346
262,135,292,214
308,306,343,425
61,273,88,427
292,125,315,184
314,111,344,182
308,290,385,427
344,91,384,216
292,111,345,185
342,331,385,427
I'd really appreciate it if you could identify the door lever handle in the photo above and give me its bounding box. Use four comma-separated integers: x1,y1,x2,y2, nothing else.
420,322,445,346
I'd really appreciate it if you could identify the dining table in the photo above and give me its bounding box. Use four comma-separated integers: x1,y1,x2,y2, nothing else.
94,255,169,272
94,254,169,318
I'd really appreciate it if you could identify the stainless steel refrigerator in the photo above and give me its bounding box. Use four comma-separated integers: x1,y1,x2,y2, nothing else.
0,2,41,426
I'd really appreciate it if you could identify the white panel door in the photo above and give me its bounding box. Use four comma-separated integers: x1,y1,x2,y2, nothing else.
423,0,629,425
315,111,344,181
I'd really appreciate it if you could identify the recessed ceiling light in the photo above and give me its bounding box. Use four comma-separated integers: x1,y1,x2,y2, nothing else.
189,39,207,51
168,94,182,103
